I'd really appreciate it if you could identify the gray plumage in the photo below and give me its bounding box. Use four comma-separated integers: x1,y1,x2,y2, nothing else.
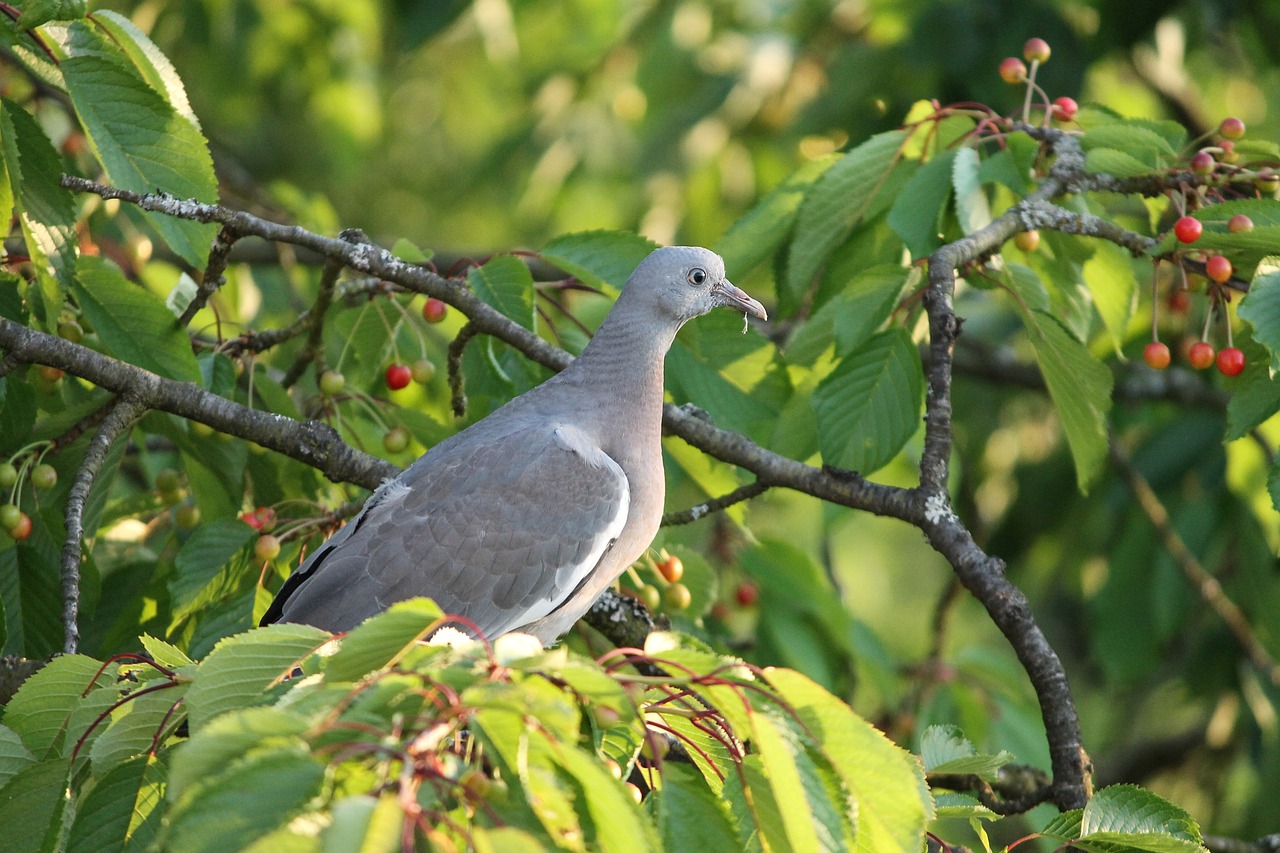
262,246,766,644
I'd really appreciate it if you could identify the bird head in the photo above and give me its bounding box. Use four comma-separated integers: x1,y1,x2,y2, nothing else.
627,246,768,325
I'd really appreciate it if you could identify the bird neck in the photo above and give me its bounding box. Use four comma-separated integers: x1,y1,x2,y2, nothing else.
558,306,677,437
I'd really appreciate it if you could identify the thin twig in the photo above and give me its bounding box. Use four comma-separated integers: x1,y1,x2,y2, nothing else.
661,481,769,526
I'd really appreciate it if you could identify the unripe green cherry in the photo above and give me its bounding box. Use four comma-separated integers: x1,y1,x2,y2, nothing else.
0,462,18,490
31,464,57,490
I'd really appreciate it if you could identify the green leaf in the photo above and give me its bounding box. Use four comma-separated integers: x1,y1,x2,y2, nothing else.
651,763,739,853
764,668,931,853
812,328,924,474
1269,463,1280,514
170,519,256,615
1080,125,1176,160
184,624,332,732
716,154,838,281
165,748,325,853
1000,263,1051,313
324,597,445,682
1224,341,1280,441
1019,310,1113,492
919,725,1013,778
0,725,34,790
887,149,955,259
88,11,199,126
0,757,71,853
749,708,853,852
70,256,201,382
541,230,658,291
977,133,1038,193
66,754,166,853
1239,267,1280,374
1081,240,1138,350
787,130,907,299
90,682,187,770
952,146,990,236
1,653,111,757
168,707,310,798
0,98,77,329
1077,785,1206,853
555,746,656,853
322,793,404,853
469,254,536,331
61,22,217,266
1085,148,1157,179
389,236,433,264
16,0,86,28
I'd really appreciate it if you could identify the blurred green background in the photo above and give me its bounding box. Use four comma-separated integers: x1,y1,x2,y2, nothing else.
49,0,1280,840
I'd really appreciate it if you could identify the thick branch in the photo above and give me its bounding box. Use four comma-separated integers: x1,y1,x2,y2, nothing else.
0,317,395,490
61,396,146,653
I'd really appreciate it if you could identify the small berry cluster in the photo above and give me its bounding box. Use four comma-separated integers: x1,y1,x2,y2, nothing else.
0,449,59,542
999,38,1078,128
628,549,692,613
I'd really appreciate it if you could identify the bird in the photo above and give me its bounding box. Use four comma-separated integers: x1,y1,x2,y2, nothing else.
261,246,767,644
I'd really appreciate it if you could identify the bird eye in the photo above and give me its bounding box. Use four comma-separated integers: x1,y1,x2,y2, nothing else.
687,268,707,286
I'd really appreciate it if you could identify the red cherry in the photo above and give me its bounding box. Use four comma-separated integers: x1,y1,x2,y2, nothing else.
1051,97,1078,122
735,581,759,607
999,57,1028,84
656,555,684,583
1227,214,1253,233
1216,347,1245,377
422,298,448,324
1166,290,1190,314
1219,117,1246,140
1205,255,1233,283
1143,341,1171,370
1173,216,1202,244
1023,38,1051,63
1190,151,1215,175
385,363,412,390
8,512,31,541
1187,341,1216,370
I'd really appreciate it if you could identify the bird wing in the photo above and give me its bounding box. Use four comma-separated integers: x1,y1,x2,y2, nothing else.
263,421,630,639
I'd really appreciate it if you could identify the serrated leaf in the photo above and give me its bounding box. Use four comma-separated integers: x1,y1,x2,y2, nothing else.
89,11,199,127
541,231,658,292
15,0,86,27
0,98,77,329
1080,125,1176,160
1082,240,1138,350
716,154,838,281
919,724,1013,778
651,762,739,853
764,668,931,853
1239,267,1280,373
932,792,999,821
887,149,955,259
1019,310,1112,492
1080,783,1198,845
323,597,445,682
1000,263,1051,313
168,707,311,799
785,265,909,365
90,682,187,770
389,237,432,264
61,22,217,266
1,653,111,758
66,753,165,853
0,725,34,789
184,624,332,732
1225,341,1280,440
555,746,656,853
952,146,990,236
469,254,536,331
977,133,1038,193
812,328,924,474
71,255,201,382
787,130,907,299
1085,148,1155,179
166,748,325,853
749,708,851,853
0,757,71,853
170,518,256,614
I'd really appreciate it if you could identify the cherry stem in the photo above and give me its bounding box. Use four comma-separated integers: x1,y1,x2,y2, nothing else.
1150,262,1161,342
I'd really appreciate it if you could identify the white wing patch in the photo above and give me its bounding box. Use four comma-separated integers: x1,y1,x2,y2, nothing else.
512,425,630,626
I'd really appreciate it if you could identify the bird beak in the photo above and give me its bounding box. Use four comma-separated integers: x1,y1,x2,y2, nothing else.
715,280,768,320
